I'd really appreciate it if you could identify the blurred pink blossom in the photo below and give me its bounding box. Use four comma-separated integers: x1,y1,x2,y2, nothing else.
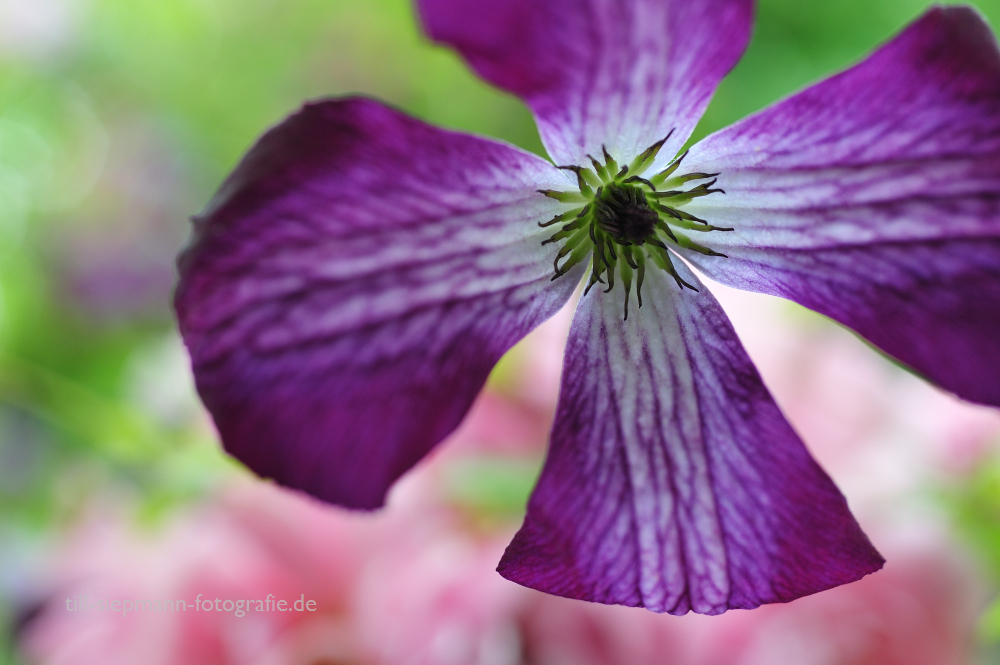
20,483,369,665
21,482,981,665
688,537,980,665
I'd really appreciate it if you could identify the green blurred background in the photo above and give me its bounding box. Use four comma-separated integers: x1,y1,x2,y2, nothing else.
2,0,1000,661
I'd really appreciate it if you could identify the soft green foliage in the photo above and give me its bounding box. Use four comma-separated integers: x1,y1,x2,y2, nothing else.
945,454,1000,644
444,456,543,521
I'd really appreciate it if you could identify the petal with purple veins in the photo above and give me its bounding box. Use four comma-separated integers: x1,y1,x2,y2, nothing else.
679,7,1000,407
175,98,583,510
416,0,753,167
498,264,883,615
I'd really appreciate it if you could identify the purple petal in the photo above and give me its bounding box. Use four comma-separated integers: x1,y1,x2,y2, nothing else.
498,264,883,615
679,7,1000,407
416,0,753,167
175,98,582,509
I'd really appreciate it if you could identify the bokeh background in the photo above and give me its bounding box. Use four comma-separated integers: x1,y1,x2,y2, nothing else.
2,0,1000,663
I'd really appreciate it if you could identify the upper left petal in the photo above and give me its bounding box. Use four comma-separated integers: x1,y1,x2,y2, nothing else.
416,0,753,167
175,97,581,510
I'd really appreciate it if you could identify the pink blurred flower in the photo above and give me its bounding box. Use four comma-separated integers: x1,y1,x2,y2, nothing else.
21,481,983,665
356,534,524,665
690,537,981,665
20,483,369,665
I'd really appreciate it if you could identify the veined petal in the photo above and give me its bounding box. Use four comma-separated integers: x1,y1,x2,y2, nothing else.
680,7,1000,407
498,264,883,615
416,0,753,167
175,98,582,510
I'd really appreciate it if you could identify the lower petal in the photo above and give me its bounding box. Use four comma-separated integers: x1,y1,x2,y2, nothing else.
498,264,883,614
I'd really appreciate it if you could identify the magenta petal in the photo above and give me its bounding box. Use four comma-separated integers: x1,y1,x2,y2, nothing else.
680,7,1000,407
498,266,883,615
416,0,753,166
175,98,582,509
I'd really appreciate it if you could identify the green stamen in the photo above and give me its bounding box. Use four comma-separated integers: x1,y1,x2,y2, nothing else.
601,146,619,177
539,206,585,228
626,130,673,176
538,136,728,318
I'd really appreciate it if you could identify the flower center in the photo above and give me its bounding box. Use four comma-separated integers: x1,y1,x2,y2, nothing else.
594,185,659,244
537,135,732,319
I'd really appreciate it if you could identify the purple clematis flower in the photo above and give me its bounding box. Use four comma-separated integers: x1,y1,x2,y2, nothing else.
174,1,1000,615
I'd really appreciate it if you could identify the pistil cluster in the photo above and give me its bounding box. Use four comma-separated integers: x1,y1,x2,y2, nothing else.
539,134,731,318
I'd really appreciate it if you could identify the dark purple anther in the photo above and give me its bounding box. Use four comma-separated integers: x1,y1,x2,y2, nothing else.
594,185,659,244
